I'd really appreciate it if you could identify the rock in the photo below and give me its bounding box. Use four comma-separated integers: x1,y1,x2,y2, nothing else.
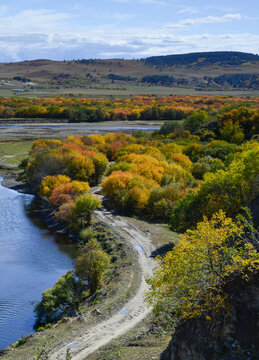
67,310,77,317
161,272,259,360
92,309,102,316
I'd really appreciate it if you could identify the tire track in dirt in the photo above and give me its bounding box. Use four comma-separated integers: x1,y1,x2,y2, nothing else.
49,194,155,360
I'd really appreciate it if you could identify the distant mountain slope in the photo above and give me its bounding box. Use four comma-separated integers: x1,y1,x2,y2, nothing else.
144,51,259,67
0,51,258,92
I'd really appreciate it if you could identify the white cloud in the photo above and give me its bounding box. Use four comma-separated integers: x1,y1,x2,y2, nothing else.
0,5,7,14
113,0,168,5
0,7,256,62
166,13,243,29
177,7,199,15
0,9,74,36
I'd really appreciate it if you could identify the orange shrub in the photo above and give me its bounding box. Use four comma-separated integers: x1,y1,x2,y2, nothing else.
40,175,71,197
171,153,192,170
50,181,90,206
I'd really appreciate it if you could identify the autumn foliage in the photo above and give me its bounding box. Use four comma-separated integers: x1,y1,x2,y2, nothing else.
147,211,259,322
1,95,257,122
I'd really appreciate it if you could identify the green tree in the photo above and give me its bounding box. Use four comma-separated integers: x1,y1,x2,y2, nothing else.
75,238,110,294
184,110,208,133
219,119,245,144
170,145,259,232
72,194,101,229
159,121,181,135
34,270,82,325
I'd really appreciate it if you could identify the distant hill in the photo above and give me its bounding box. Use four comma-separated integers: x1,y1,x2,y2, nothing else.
0,51,258,92
144,51,259,67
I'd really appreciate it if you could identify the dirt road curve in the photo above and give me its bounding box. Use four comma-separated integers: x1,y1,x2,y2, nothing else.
49,198,155,360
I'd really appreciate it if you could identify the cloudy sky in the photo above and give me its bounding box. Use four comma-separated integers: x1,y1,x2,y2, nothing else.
0,0,258,61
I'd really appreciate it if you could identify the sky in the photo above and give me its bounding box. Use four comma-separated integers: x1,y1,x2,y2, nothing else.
0,0,258,61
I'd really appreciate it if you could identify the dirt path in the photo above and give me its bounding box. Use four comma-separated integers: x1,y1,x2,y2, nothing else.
49,195,155,360
0,153,26,162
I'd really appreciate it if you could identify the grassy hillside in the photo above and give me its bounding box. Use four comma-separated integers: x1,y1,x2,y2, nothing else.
0,52,258,97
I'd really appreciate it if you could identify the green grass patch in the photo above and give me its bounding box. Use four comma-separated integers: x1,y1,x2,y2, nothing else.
0,140,33,166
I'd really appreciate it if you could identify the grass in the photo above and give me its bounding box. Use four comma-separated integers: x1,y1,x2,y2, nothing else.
0,139,33,166
0,57,258,98
123,216,179,249
0,85,258,98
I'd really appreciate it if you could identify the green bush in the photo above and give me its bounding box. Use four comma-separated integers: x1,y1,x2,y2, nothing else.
12,336,28,348
192,157,225,179
71,194,101,230
34,270,84,326
159,121,182,135
75,238,110,294
204,140,240,161
170,145,259,232
184,110,208,133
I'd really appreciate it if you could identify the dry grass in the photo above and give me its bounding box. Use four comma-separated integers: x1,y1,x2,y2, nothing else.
0,58,258,98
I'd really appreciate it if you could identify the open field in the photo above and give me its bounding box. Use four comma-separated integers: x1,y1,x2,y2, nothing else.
0,85,258,98
0,139,33,168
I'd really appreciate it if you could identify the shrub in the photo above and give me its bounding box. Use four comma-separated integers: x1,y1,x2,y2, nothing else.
192,158,225,180
183,143,203,161
34,270,83,325
184,110,208,133
65,155,95,182
40,175,71,197
170,145,259,232
204,140,240,161
159,121,181,135
72,194,101,228
219,120,245,144
75,239,110,294
49,181,90,206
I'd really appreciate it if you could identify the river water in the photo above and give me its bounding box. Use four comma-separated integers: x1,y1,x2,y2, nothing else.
0,178,74,350
0,123,160,139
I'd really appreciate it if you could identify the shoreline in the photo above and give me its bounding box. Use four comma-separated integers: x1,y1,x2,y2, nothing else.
0,172,32,194
0,171,71,236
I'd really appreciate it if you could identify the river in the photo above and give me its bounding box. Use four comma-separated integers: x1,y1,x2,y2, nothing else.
0,177,74,350
0,123,160,139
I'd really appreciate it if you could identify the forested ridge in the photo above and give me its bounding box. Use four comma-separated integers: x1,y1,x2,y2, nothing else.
144,51,259,67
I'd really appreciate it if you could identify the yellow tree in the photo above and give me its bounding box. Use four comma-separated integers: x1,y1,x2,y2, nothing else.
147,211,259,322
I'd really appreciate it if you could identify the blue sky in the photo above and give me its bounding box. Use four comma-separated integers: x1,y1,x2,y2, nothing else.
0,0,258,61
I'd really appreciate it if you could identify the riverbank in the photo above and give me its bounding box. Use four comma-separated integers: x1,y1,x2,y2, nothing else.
0,171,174,359
0,172,32,194
0,179,75,352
